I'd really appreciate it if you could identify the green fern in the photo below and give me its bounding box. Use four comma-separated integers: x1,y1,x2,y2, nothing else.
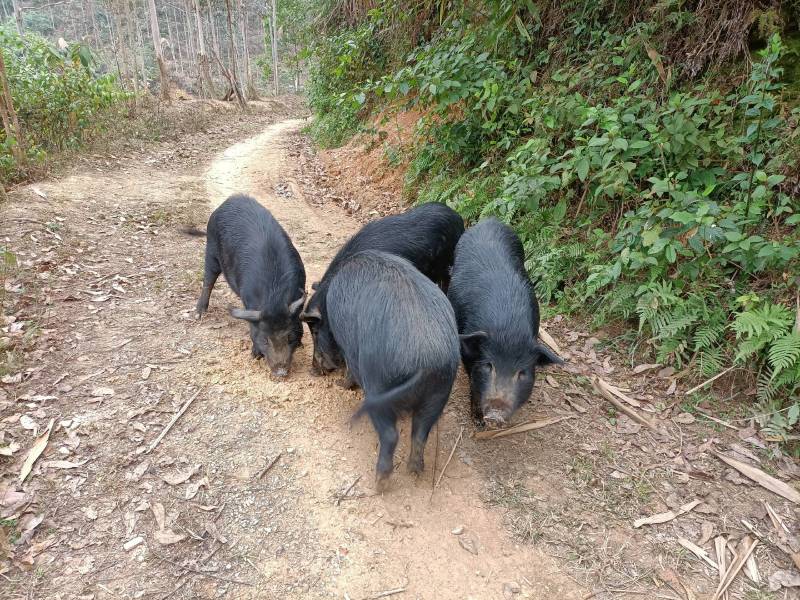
768,333,800,376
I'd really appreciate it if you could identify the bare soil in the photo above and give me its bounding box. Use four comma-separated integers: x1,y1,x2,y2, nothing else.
1,102,799,600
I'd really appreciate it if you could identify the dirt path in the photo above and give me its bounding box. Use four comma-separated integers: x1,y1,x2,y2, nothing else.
199,118,585,600
0,115,583,599
3,109,799,600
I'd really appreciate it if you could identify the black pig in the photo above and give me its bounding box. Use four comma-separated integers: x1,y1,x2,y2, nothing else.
301,202,463,373
326,250,460,490
448,218,562,427
194,194,306,377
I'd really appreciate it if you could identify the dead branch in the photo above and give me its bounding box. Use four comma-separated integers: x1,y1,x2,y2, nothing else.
146,388,202,453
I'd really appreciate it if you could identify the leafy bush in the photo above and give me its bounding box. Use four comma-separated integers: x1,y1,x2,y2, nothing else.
309,2,800,441
0,26,127,182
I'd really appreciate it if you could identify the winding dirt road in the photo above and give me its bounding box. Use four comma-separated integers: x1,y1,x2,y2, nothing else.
2,113,584,599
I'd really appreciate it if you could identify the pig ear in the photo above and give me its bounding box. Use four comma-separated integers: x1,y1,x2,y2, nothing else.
533,343,564,367
288,290,307,317
230,308,263,323
459,331,488,360
300,307,321,324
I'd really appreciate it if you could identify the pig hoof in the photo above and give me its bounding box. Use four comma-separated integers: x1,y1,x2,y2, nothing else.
375,473,391,493
406,459,423,475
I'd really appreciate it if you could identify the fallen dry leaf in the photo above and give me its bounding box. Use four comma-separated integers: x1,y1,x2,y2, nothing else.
154,529,186,545
633,363,660,374
19,419,54,483
185,476,209,500
127,460,149,482
151,503,166,531
91,387,114,397
141,366,152,380
634,499,701,528
458,535,478,555
768,569,800,592
124,511,136,537
162,465,199,485
698,521,715,546
204,521,228,544
19,415,38,433
714,452,800,504
673,412,696,425
0,441,21,456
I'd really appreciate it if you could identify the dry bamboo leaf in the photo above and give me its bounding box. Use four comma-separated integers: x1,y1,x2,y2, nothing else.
154,529,186,545
714,452,800,504
596,376,642,407
634,499,701,528
18,419,54,483
633,363,660,374
537,328,563,356
678,537,718,569
713,536,758,600
474,415,574,440
714,536,727,598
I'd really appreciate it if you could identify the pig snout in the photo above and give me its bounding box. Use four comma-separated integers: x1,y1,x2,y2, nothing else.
271,366,289,378
482,399,513,428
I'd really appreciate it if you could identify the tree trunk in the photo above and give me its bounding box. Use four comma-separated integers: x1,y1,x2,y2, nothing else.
88,0,101,49
223,0,246,107
133,2,148,89
209,6,223,83
12,0,23,35
270,0,278,96
0,50,25,166
238,0,258,99
123,0,140,104
147,0,171,100
192,0,215,97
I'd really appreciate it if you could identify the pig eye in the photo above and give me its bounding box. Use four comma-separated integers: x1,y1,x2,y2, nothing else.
516,369,531,380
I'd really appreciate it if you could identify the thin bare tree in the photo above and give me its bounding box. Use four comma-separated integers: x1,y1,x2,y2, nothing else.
147,0,171,100
222,0,246,106
0,50,25,167
192,0,215,97
12,0,23,35
268,0,278,96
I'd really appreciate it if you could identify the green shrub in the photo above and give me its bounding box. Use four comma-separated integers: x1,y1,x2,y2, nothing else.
308,3,800,442
0,26,127,182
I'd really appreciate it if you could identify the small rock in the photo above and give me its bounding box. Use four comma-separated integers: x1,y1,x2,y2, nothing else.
503,582,521,598
123,537,144,551
451,526,464,535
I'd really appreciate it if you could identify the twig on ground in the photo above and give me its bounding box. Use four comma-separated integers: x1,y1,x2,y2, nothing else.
432,426,464,494
146,388,202,454
684,366,736,396
154,551,252,586
370,583,407,599
678,537,718,569
592,376,658,431
336,475,362,506
474,416,573,440
695,408,738,431
255,452,282,479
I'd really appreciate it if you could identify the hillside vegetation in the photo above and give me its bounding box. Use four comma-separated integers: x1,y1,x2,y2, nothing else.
306,1,800,441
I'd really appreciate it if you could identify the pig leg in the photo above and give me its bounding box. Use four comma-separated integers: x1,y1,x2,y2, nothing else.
408,390,448,474
367,407,398,492
337,367,359,390
196,246,221,317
